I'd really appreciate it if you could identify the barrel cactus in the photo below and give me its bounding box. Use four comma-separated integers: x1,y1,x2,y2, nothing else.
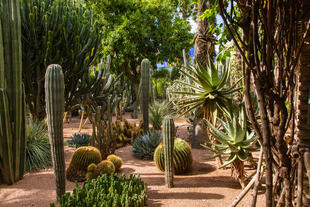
45,64,66,198
107,154,123,171
86,160,115,180
154,138,193,174
66,146,102,182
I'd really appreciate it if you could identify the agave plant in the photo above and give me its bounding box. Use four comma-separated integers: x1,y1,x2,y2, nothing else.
132,130,162,160
173,57,241,124
149,100,171,130
203,109,259,188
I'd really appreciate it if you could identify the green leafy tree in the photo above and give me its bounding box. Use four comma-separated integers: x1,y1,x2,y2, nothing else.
86,0,193,101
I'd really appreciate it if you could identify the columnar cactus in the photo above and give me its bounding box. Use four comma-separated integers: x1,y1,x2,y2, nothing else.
163,117,175,188
45,64,66,198
141,59,150,133
0,0,26,184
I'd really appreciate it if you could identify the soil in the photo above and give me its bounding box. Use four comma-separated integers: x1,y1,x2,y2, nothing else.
0,113,265,207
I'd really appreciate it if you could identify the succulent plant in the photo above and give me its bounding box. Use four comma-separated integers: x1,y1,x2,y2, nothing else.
149,100,171,130
67,133,90,148
203,109,259,188
66,146,102,182
45,64,66,198
154,138,192,174
55,174,147,207
96,160,116,176
107,154,123,171
132,130,162,160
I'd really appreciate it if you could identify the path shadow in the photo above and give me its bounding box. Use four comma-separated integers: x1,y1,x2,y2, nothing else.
148,188,225,200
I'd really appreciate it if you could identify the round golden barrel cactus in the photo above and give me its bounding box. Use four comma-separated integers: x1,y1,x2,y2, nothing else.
107,154,123,171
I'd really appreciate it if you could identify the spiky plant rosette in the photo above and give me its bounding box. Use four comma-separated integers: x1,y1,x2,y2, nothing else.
149,100,171,130
132,130,162,160
172,57,241,123
202,109,259,187
25,122,52,172
67,133,90,148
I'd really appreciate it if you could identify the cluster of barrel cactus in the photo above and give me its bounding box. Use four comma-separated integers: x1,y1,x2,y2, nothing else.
66,146,102,182
86,154,123,180
56,174,147,207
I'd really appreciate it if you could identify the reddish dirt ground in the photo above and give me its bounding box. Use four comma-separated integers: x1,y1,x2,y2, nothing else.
0,114,265,207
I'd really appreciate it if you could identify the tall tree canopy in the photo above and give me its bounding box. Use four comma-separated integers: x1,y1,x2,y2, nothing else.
86,0,193,85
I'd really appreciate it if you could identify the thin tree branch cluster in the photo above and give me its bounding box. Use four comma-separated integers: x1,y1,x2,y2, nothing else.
218,0,310,206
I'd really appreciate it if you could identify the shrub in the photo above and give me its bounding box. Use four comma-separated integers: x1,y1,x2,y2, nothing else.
154,138,193,174
66,146,102,182
132,130,162,160
149,101,171,130
67,133,90,148
55,174,147,207
107,154,123,171
25,122,52,172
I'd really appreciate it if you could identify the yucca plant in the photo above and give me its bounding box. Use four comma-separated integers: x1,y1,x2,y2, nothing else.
132,130,162,160
203,109,259,188
173,57,240,124
149,101,171,130
25,122,52,172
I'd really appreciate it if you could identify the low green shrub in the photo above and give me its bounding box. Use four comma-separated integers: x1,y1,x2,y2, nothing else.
25,122,52,172
67,133,90,148
55,174,147,207
132,130,162,160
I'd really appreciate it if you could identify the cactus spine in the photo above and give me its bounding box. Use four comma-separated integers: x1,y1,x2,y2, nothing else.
141,59,150,133
45,64,66,198
0,0,26,184
163,117,175,188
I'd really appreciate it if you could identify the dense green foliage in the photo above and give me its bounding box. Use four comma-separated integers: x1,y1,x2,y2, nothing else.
25,122,52,172
86,0,193,85
154,138,192,174
132,130,162,160
55,174,147,207
67,133,90,148
20,0,101,120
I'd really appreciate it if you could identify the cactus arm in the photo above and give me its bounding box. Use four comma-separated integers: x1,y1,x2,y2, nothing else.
163,116,175,188
45,64,66,198
141,59,150,133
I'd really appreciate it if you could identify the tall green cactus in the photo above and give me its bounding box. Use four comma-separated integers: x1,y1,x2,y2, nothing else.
45,64,66,198
0,0,26,185
163,116,175,188
141,59,150,133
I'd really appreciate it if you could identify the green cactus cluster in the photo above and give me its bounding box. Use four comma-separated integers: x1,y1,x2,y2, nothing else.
20,0,101,121
111,119,144,148
154,138,193,174
55,174,147,207
132,130,162,160
86,154,123,180
66,146,102,182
